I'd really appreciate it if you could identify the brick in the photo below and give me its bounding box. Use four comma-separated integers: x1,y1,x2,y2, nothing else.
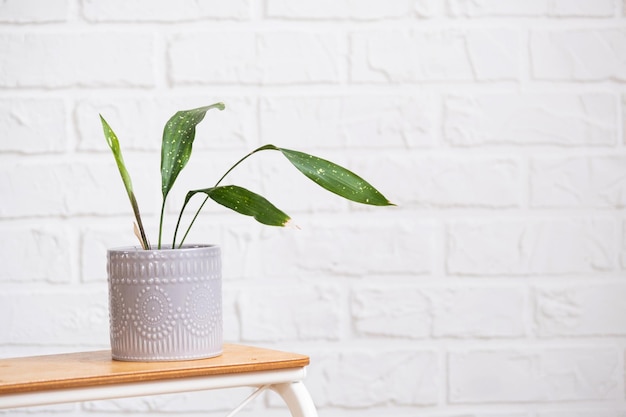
168,32,343,85
411,1,442,17
468,414,529,417
0,33,155,88
223,218,433,279
350,153,520,208
531,156,626,208
432,287,526,338
76,97,256,152
449,348,620,403
0,225,72,283
351,286,431,338
260,95,436,149
0,161,157,218
0,98,67,153
539,411,626,417
448,0,548,16
534,282,626,337
238,284,342,341
423,156,518,208
444,93,617,146
82,0,251,21
531,29,626,81
549,0,616,17
455,414,530,417
0,0,68,22
308,349,439,407
352,286,526,339
447,218,618,275
351,29,519,82
266,0,416,20
0,289,109,345
448,0,615,17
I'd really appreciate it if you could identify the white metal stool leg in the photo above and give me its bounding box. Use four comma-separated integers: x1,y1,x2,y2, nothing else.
225,385,270,417
270,381,318,417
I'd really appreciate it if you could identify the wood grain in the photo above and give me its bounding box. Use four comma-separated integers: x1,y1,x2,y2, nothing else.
0,344,309,394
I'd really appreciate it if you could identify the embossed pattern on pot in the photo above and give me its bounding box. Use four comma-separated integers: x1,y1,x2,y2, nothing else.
106,245,222,361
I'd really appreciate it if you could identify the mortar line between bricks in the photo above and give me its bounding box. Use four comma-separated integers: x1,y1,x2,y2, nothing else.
3,82,626,95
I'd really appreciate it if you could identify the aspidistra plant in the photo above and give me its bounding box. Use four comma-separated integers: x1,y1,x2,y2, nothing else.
100,103,393,250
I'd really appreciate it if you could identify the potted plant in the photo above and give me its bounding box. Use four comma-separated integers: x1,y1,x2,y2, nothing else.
101,102,392,361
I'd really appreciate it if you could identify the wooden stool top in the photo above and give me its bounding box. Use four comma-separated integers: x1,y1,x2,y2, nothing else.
0,344,309,395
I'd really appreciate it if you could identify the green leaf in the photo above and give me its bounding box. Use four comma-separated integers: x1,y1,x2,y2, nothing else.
100,115,133,197
264,145,393,206
160,102,225,199
186,185,291,227
99,115,150,249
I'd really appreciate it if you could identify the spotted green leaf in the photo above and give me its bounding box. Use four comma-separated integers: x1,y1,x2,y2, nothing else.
258,145,393,206
186,185,291,227
160,103,225,199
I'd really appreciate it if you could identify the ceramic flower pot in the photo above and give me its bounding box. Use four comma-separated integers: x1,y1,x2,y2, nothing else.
106,244,222,361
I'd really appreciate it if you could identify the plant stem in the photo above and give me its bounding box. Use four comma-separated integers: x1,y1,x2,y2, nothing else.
158,198,166,250
130,193,150,250
173,145,274,248
174,196,209,249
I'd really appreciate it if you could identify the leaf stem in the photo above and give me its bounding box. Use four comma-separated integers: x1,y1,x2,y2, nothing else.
130,193,150,250
173,145,275,248
158,198,166,250
174,196,210,249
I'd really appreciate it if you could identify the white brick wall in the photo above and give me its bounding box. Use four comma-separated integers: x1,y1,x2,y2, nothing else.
0,1,624,416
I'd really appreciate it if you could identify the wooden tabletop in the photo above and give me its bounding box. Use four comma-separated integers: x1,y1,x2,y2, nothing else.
0,344,309,395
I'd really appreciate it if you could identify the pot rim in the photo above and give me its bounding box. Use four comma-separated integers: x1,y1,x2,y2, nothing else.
107,244,219,253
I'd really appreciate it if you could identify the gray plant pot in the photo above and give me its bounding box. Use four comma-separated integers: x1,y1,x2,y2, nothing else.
106,245,222,361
